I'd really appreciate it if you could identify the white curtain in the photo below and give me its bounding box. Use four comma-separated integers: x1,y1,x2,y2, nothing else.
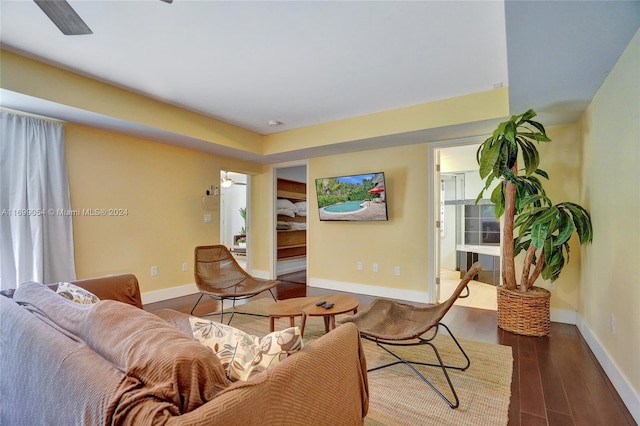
0,112,76,290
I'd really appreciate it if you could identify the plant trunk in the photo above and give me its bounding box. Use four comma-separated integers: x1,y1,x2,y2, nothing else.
527,250,545,289
520,244,537,292
502,167,518,290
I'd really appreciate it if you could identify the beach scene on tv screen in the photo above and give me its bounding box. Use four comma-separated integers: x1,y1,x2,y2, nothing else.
315,172,387,221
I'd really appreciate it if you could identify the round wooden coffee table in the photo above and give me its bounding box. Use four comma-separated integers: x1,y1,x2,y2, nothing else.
301,294,359,337
267,295,359,337
267,296,323,333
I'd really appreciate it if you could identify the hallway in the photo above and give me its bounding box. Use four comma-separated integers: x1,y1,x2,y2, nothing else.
440,268,497,310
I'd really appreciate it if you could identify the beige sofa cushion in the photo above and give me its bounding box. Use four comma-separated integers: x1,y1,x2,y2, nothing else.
14,281,231,415
1,296,125,426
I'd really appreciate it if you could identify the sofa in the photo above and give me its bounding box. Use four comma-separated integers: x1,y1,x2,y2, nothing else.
0,274,369,425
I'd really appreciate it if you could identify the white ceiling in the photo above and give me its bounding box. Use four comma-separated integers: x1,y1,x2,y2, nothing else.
1,0,638,162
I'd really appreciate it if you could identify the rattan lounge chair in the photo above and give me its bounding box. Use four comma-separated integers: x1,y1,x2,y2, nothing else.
191,245,280,323
340,262,482,409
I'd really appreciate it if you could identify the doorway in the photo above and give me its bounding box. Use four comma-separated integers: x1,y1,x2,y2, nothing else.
433,143,499,311
273,163,308,286
219,170,248,270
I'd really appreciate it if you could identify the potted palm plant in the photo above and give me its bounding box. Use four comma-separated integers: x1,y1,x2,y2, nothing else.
476,109,593,336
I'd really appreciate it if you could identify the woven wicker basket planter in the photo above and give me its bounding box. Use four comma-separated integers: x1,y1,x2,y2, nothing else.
497,286,551,336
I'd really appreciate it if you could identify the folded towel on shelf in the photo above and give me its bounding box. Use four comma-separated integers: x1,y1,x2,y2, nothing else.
294,201,307,216
288,222,307,230
276,221,290,230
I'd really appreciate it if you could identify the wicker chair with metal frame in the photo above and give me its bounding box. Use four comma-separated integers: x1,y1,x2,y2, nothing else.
340,262,482,409
191,245,280,324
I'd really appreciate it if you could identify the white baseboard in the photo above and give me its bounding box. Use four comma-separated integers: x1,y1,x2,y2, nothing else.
276,258,306,275
309,279,583,326
251,269,271,280
550,308,577,325
577,315,639,423
141,283,252,311
141,283,198,305
142,280,578,326
309,278,430,303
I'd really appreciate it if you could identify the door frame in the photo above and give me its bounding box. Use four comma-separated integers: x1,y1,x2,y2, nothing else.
270,160,309,280
427,135,486,304
218,170,250,268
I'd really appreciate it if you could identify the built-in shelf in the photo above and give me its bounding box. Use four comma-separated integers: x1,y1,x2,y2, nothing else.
278,243,306,249
276,178,307,261
277,190,306,201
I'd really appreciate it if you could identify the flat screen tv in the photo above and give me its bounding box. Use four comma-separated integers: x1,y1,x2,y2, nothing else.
315,172,388,221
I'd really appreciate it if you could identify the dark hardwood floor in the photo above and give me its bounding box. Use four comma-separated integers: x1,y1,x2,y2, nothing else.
145,271,635,426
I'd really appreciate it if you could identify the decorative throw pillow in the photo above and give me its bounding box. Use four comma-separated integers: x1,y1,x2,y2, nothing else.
189,316,303,382
56,282,100,304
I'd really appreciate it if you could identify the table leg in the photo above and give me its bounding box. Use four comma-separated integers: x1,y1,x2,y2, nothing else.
330,315,336,330
269,316,275,332
300,313,307,338
323,316,330,332
289,316,295,327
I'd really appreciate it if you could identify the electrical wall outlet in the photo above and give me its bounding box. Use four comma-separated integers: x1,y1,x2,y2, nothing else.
151,266,158,277
373,263,379,273
356,261,363,271
182,262,188,272
610,314,616,334
394,266,401,276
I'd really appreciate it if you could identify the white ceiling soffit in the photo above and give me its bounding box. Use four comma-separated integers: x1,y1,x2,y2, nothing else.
0,89,270,163
1,1,639,163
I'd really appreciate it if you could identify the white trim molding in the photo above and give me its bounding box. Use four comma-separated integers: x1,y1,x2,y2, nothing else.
251,269,271,280
576,315,639,423
141,283,252,310
141,279,580,328
276,258,306,275
141,283,198,305
309,278,429,304
550,308,578,325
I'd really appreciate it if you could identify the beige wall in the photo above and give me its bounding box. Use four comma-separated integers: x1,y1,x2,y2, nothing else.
308,145,430,293
580,30,639,401
65,124,260,294
250,122,586,311
533,123,583,312
321,125,584,309
247,166,273,274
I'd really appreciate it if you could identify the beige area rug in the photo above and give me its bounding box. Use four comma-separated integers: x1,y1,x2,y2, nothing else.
223,298,513,426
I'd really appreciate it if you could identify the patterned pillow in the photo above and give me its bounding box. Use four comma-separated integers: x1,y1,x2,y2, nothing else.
56,282,100,304
189,316,303,382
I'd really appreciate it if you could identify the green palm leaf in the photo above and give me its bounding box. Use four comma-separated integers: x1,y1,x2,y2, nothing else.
554,210,575,247
531,207,558,248
563,202,594,244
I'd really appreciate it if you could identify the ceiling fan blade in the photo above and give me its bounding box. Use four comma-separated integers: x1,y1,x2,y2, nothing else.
34,0,92,35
